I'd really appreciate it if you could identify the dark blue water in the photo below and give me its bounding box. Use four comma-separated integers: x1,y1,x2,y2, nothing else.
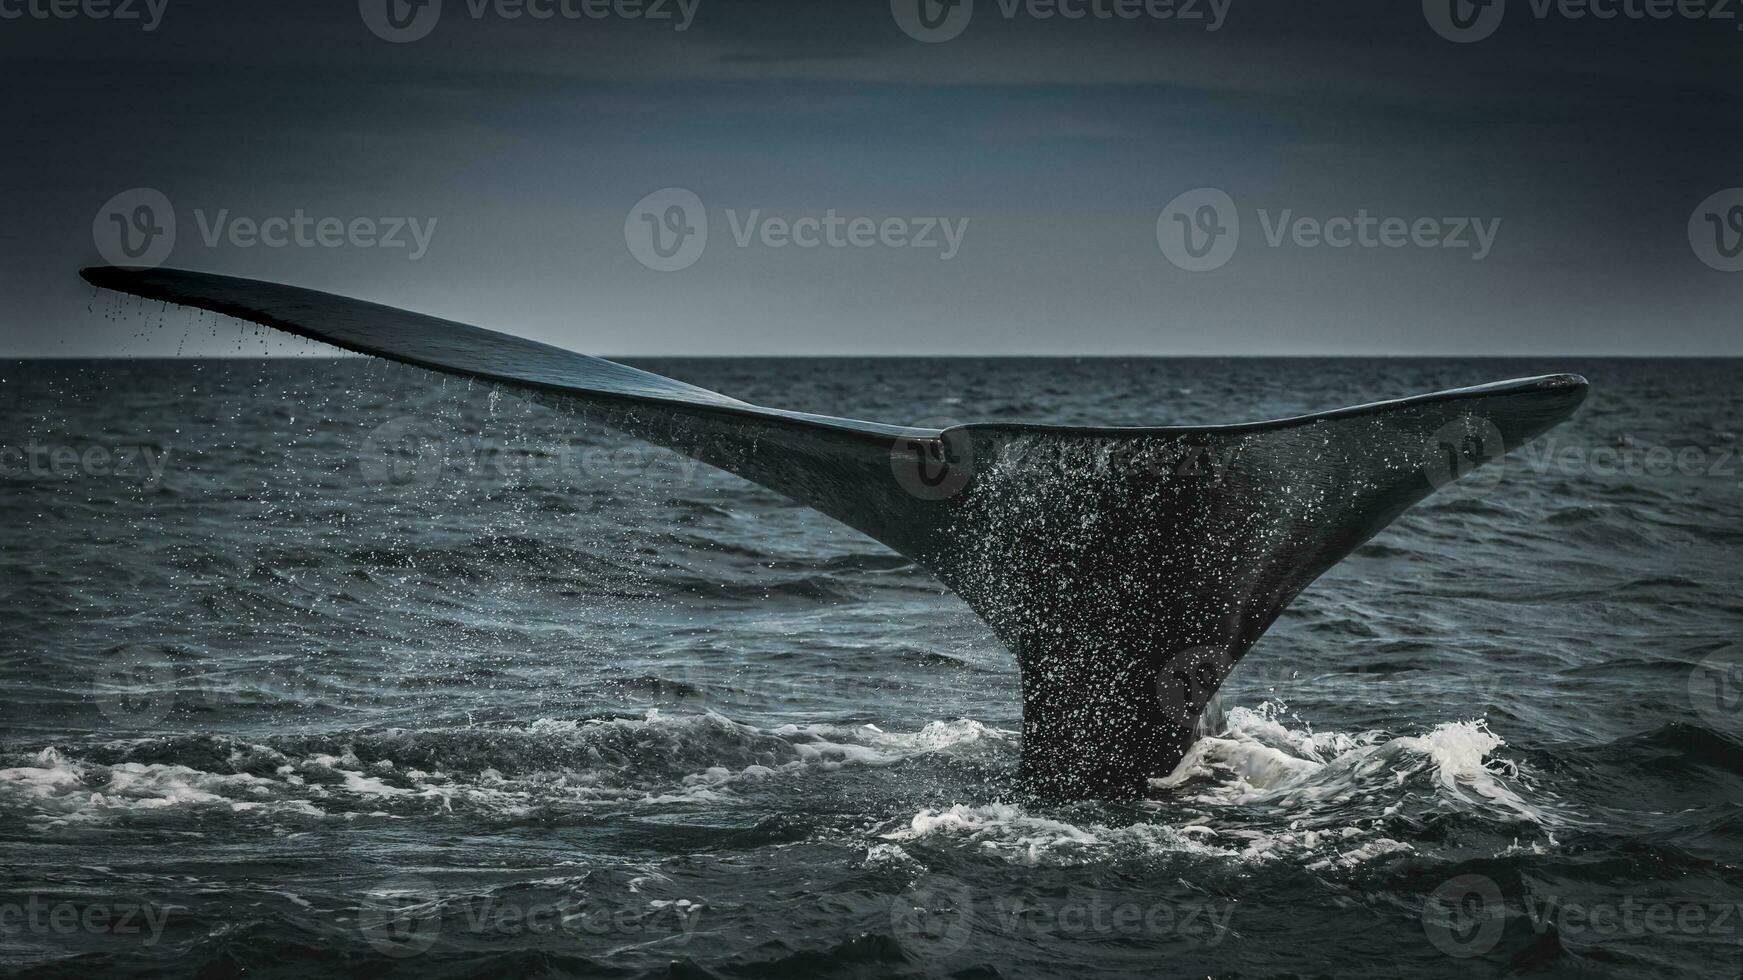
2,354,1740,978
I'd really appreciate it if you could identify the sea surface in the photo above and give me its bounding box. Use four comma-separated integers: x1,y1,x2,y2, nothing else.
1,352,1740,979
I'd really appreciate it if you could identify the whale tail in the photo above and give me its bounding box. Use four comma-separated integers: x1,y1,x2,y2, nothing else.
80,266,1588,799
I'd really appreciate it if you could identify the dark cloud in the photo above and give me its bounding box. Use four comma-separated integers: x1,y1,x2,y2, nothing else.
4,0,1740,355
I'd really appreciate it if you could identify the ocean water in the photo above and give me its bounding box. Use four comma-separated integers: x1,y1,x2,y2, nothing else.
1,354,1740,978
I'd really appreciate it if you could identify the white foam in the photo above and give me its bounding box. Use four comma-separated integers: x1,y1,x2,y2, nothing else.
885,801,1223,866
0,712,1014,826
1148,703,1555,821
889,703,1558,869
0,748,85,797
0,704,1552,872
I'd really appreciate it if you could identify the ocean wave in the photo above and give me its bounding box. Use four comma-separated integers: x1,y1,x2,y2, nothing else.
0,713,1012,827
880,703,1560,869
1158,703,1560,824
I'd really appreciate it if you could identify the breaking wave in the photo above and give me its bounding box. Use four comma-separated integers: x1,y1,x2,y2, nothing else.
0,712,1012,827
879,703,1562,869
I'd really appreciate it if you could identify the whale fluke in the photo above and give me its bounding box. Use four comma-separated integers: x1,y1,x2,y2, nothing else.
81,266,1589,799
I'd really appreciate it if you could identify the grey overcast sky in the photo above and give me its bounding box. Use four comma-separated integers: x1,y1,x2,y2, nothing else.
3,0,1741,356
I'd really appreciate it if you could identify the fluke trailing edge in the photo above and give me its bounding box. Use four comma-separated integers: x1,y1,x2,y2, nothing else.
80,266,1590,800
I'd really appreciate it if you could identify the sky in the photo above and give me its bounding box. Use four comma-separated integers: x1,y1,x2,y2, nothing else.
3,0,1740,356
